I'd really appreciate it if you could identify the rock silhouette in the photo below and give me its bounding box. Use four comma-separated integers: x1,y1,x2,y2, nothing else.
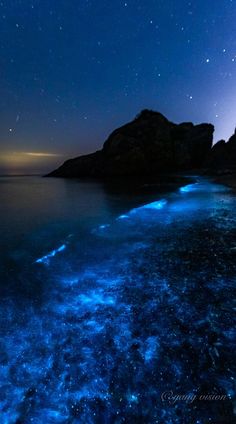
206,129,236,173
47,109,214,178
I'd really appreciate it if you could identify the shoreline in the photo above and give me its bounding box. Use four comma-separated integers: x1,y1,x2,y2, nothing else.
211,173,236,190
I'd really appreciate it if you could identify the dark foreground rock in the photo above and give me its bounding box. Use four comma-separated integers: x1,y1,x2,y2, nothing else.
47,109,214,178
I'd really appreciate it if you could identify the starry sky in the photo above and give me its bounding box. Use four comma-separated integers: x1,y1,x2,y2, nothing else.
1,0,236,174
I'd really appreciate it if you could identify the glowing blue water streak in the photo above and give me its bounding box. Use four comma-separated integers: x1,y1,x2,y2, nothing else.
117,214,129,220
130,199,167,214
36,244,66,264
99,224,110,229
179,183,198,193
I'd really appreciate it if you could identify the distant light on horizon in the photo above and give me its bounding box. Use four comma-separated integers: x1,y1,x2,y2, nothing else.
24,152,62,158
1,0,236,169
0,151,64,175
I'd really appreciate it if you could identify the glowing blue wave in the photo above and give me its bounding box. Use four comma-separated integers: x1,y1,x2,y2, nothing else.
131,198,168,212
35,244,66,264
2,177,234,423
180,183,199,193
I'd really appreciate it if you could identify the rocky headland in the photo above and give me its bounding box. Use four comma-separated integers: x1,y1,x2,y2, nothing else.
205,128,236,188
47,109,236,181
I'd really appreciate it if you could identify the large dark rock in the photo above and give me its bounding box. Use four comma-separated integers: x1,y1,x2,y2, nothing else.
206,129,236,173
47,109,214,178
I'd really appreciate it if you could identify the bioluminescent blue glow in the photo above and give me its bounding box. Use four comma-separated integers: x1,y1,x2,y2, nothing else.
78,291,115,306
117,214,129,220
127,393,139,404
180,183,199,193
131,199,168,214
0,177,235,423
180,181,231,194
99,224,110,230
35,244,66,264
141,199,168,210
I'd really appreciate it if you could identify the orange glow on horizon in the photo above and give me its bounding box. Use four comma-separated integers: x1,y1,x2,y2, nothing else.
0,151,63,174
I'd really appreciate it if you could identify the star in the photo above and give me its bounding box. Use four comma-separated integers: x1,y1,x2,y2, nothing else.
0,0,235,164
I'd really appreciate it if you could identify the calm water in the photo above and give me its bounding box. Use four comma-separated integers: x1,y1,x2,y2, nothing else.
0,176,235,423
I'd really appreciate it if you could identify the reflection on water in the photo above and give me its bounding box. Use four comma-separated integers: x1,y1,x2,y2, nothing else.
0,176,235,423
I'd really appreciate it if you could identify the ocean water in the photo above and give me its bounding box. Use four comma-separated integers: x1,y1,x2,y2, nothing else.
0,176,235,423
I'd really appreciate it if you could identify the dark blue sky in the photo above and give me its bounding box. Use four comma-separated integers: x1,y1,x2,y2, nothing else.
1,0,236,173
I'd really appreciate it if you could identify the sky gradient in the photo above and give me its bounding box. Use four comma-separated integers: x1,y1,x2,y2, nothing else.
0,0,236,174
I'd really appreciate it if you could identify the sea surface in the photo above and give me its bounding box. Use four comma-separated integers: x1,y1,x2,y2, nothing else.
0,175,235,423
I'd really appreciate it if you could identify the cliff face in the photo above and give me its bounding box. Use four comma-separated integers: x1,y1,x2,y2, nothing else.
206,129,236,172
47,110,214,178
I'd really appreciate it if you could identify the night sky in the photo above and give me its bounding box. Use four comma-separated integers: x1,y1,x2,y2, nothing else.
1,0,236,174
